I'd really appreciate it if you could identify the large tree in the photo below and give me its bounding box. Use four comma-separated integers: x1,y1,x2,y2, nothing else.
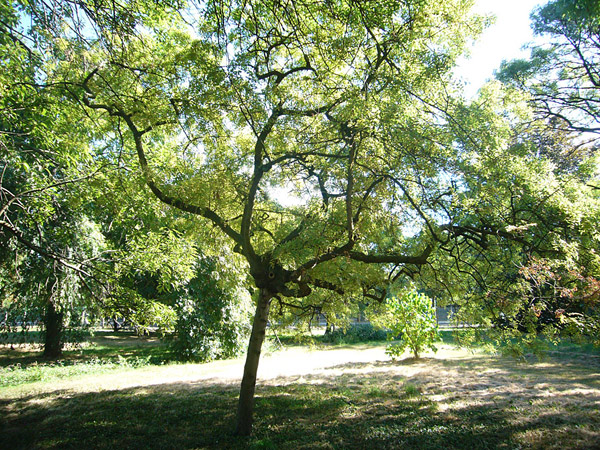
0,1,185,355
7,0,599,436
0,2,109,356
65,0,488,434
498,0,600,137
493,0,600,343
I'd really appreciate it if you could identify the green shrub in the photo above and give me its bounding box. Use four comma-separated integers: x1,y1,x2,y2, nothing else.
321,323,387,344
373,289,440,359
169,258,252,362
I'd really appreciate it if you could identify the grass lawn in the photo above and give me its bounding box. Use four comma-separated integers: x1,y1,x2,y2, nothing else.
1,332,599,449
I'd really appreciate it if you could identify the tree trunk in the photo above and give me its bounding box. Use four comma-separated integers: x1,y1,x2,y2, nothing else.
43,300,63,358
234,288,272,436
325,321,333,335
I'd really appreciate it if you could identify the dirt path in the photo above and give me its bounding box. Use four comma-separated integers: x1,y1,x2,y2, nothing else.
1,343,472,398
4,343,598,405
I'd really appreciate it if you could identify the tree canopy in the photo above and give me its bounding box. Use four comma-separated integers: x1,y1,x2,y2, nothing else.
1,0,599,437
499,0,600,137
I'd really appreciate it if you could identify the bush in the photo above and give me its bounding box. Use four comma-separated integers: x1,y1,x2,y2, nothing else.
321,323,387,344
372,289,440,359
169,258,252,362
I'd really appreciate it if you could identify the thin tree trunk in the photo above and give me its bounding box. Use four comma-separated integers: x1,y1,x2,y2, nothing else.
234,288,272,436
325,320,333,335
43,300,63,358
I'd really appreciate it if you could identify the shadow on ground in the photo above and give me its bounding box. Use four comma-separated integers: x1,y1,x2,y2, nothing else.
1,353,599,449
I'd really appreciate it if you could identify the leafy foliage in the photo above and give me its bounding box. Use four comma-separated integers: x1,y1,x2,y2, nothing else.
2,0,600,435
498,0,600,137
169,257,252,362
372,289,440,359
0,0,115,356
320,323,387,345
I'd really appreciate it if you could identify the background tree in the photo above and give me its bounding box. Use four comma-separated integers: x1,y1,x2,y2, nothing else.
0,2,112,356
1,1,184,355
415,81,600,350
498,0,600,138
489,0,600,347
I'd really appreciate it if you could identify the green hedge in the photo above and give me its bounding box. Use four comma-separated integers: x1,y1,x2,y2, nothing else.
321,323,387,344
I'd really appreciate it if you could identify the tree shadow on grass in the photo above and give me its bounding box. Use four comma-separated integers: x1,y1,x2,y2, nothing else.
1,355,599,450
1,331,173,369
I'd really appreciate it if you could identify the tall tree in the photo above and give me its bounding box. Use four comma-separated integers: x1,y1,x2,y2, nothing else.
493,0,600,344
498,0,600,137
0,1,108,356
0,1,177,355
63,0,488,434
415,77,600,345
9,0,598,436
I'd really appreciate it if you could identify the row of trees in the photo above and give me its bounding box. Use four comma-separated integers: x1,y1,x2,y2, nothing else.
1,0,599,436
0,0,252,358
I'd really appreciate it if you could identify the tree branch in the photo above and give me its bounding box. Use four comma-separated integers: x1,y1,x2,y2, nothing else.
80,70,244,247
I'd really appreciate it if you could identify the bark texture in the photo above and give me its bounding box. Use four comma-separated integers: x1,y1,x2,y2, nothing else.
234,288,272,436
43,300,63,358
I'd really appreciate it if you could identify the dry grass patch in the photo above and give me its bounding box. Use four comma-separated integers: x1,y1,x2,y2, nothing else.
1,343,599,449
